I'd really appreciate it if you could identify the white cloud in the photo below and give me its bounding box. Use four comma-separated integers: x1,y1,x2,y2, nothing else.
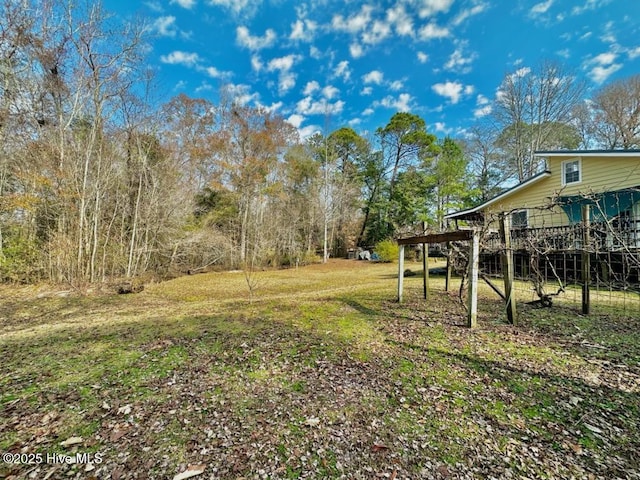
297,98,313,114
195,82,214,93
432,81,470,104
290,20,305,40
205,66,223,78
310,46,322,59
174,80,187,90
267,54,298,72
349,43,364,58
389,80,404,91
208,0,259,16
333,61,351,81
434,122,445,132
153,16,177,37
303,81,320,95
474,105,493,118
363,107,375,116
286,114,305,128
171,0,195,8
296,97,345,115
444,45,476,73
251,55,263,72
278,73,296,95
380,93,412,112
331,5,373,34
221,83,259,106
628,47,640,59
266,55,300,95
464,85,475,95
417,52,429,63
386,4,413,36
474,96,492,118
236,26,277,51
256,101,283,114
530,0,554,16
511,66,531,79
160,50,200,66
418,23,449,40
290,19,317,42
579,31,593,41
145,1,163,13
418,0,454,18
586,51,622,84
572,0,613,15
589,63,622,84
362,20,392,45
322,85,339,99
476,94,490,106
363,70,384,85
452,3,488,26
592,52,617,65
600,21,616,43
361,86,373,95
299,124,321,140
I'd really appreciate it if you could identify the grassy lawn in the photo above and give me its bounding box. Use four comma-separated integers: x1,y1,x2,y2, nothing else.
1,259,638,479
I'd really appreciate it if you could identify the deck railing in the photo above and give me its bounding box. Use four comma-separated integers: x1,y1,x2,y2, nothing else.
502,219,640,252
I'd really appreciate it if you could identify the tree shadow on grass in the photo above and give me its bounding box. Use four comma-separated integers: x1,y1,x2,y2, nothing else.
337,297,383,317
386,336,640,478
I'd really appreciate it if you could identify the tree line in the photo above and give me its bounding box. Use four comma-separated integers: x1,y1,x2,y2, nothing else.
1,0,639,284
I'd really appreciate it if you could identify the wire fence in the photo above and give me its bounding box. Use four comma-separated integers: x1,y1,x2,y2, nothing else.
471,190,640,315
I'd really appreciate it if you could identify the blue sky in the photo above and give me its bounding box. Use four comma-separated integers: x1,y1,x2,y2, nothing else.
109,0,640,140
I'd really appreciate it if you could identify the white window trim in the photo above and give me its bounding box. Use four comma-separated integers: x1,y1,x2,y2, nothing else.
561,158,582,186
511,209,528,229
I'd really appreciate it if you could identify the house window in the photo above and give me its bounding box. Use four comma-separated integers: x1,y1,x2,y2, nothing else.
562,159,581,186
511,210,528,229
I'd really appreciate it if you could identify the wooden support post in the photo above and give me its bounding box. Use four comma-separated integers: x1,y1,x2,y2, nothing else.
582,205,591,315
422,242,429,300
499,214,517,324
445,241,452,292
467,230,479,328
422,221,428,300
398,244,405,303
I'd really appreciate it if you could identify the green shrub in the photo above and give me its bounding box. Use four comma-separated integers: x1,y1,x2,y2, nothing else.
0,234,41,283
374,239,399,263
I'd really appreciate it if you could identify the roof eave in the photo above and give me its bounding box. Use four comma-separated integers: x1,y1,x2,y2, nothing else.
534,149,640,157
445,170,552,220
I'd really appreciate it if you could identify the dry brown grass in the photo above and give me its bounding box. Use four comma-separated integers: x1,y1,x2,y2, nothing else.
1,259,638,479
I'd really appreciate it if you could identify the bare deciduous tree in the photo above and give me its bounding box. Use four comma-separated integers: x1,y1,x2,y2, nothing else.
591,74,640,149
493,60,585,181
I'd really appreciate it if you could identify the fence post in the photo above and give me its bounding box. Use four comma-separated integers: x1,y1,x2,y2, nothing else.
445,241,452,292
467,230,479,328
422,242,429,300
422,221,429,300
499,214,517,324
398,244,405,303
582,205,591,315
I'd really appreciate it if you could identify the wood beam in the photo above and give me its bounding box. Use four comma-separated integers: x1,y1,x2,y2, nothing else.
397,230,473,245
